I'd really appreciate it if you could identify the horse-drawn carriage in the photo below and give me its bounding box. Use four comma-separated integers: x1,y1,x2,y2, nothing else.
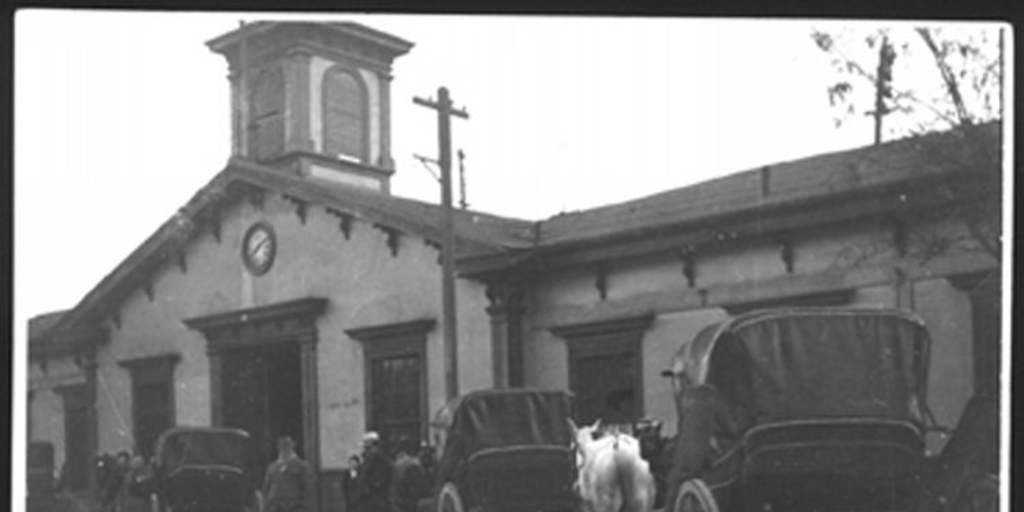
421,388,579,512
150,426,259,512
662,308,936,512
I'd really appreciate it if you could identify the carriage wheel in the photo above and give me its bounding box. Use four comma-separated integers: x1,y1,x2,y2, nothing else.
438,482,464,512
672,479,719,512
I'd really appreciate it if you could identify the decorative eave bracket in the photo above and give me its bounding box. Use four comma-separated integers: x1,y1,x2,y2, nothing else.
326,208,354,239
283,194,309,225
678,246,697,287
593,264,608,301
374,224,401,257
777,237,795,274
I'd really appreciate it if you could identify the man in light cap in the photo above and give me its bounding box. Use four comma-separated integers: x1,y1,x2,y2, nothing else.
357,431,392,512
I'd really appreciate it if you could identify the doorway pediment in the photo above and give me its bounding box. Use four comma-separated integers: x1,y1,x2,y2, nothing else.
183,297,328,352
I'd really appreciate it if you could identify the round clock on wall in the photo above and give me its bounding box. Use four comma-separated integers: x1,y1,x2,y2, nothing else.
242,222,276,275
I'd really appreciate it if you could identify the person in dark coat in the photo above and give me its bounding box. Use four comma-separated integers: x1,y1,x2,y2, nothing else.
357,432,393,512
96,452,127,512
663,384,745,511
341,455,362,512
389,437,429,512
262,436,316,512
635,418,667,508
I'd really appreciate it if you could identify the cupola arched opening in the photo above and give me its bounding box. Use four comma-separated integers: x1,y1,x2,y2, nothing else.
248,66,285,161
322,66,368,163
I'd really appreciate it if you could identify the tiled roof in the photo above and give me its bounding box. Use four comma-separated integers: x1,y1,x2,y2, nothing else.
535,123,997,249
228,159,536,254
40,122,998,337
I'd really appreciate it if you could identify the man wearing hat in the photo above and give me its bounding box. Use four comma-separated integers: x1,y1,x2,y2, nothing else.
262,436,316,512
357,432,392,512
389,435,429,512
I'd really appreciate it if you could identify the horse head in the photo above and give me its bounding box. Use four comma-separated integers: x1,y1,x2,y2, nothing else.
569,419,605,470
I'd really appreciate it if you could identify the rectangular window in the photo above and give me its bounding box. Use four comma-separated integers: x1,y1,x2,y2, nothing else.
552,315,653,428
120,355,179,458
571,339,641,425
369,353,423,447
58,385,89,491
347,320,434,452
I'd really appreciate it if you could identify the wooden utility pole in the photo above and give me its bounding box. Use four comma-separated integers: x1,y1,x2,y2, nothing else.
872,35,895,145
414,87,469,400
457,149,468,210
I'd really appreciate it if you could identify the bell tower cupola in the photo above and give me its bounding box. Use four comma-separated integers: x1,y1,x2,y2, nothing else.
207,22,413,193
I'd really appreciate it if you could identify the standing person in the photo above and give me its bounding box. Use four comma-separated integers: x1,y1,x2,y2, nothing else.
341,455,362,512
357,432,392,512
101,451,129,512
416,443,436,490
390,437,429,512
120,453,151,512
262,436,317,512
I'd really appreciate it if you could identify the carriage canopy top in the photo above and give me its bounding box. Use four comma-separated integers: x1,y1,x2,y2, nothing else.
664,308,932,424
154,427,250,472
430,388,573,454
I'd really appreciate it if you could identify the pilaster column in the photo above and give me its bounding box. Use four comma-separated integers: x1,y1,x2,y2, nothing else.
299,337,320,512
378,72,395,171
229,71,243,156
80,351,99,498
207,348,223,426
285,51,315,153
486,281,527,388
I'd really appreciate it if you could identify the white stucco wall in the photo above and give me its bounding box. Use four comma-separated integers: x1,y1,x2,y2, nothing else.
524,212,987,443
82,190,493,470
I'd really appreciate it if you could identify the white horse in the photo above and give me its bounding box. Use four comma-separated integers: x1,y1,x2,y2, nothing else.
571,420,656,512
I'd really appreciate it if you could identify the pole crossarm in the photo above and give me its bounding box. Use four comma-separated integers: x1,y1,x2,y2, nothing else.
413,95,470,120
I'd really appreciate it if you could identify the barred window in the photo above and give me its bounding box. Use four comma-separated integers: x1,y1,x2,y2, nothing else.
369,354,423,447
347,320,434,452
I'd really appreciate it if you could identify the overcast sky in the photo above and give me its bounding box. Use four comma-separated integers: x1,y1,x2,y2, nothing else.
13,12,1005,358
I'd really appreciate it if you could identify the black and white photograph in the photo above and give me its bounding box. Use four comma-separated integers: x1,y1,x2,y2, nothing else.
14,11,1010,512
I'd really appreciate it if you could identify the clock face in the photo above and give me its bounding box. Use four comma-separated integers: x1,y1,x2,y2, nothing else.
242,223,276,275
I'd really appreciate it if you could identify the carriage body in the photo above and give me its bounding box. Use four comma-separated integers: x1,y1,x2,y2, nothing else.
665,308,933,512
152,426,257,512
424,389,578,512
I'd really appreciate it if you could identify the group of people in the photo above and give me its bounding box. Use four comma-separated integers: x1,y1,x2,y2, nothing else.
93,451,155,512
261,432,433,512
341,432,431,512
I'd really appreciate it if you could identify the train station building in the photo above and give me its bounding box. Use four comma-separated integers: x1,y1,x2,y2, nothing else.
26,20,1003,511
